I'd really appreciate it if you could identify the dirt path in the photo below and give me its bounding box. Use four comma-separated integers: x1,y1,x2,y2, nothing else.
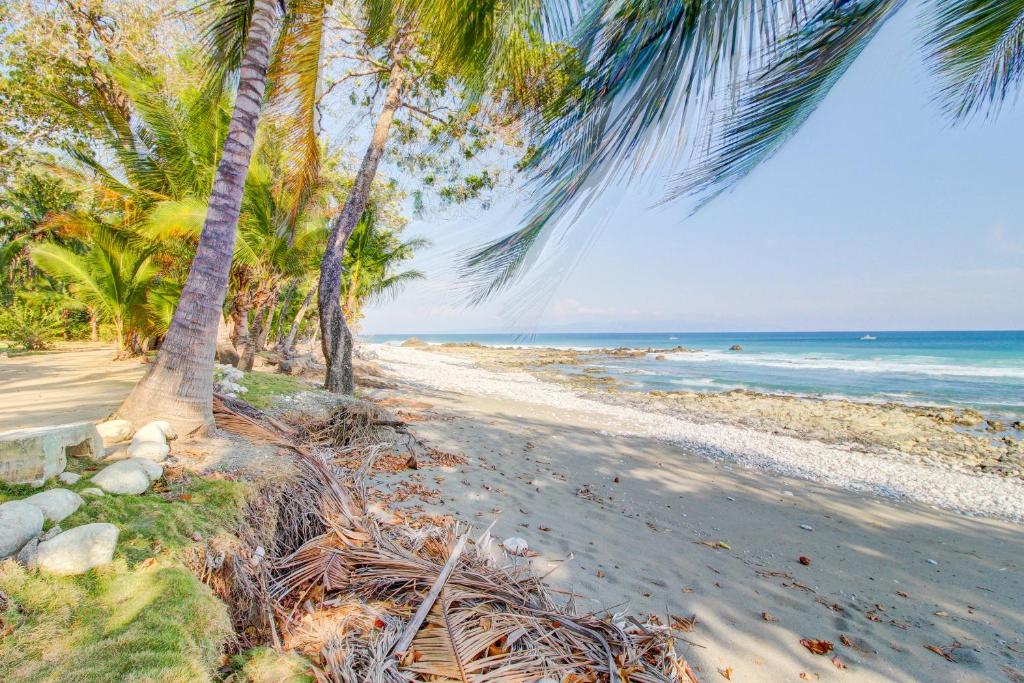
365,368,1024,683
0,344,146,431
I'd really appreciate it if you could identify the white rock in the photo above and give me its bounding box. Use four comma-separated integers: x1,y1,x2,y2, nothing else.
501,536,530,556
126,440,170,462
0,500,45,558
127,458,163,482
799,524,814,531
21,488,84,523
132,420,177,444
91,460,152,495
81,487,104,497
0,421,104,485
95,419,134,446
36,523,118,575
57,471,82,485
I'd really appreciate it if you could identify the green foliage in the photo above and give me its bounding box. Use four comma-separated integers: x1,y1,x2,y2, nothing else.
0,300,64,350
238,370,312,409
231,646,315,682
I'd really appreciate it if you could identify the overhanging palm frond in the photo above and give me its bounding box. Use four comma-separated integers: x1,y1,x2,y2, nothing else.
924,0,1024,120
671,0,904,206
458,0,807,302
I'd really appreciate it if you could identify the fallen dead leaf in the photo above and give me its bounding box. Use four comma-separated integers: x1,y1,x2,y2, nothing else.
761,612,778,622
800,638,834,655
697,540,732,550
672,614,697,632
139,557,157,570
799,556,812,566
831,655,847,669
719,666,734,680
925,641,961,662
896,591,908,598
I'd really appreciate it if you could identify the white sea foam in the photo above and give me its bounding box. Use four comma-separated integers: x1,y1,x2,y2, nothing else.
663,349,1024,379
371,344,1024,524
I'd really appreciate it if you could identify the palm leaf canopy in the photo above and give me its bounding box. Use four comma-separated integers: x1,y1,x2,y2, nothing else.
460,0,1024,301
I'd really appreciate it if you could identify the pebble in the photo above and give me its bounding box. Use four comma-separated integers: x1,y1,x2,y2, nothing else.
926,559,938,565
800,524,814,531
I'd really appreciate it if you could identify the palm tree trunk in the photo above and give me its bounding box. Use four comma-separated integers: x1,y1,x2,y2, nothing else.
272,280,296,345
116,0,280,436
282,285,314,354
319,51,407,394
88,307,99,342
231,300,256,372
254,303,274,351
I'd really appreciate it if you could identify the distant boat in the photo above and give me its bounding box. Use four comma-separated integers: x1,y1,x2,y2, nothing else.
860,334,877,341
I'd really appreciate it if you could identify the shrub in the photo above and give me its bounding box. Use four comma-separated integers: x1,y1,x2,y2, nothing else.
0,301,64,350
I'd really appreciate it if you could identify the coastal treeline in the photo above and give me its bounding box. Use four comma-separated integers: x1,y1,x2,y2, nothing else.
1,0,1021,433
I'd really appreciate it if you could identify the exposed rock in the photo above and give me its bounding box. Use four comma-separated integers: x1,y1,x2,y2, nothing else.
0,500,45,558
729,344,743,351
81,487,104,497
279,353,325,377
95,419,134,446
655,355,667,361
16,536,38,569
41,524,63,541
57,471,82,485
132,420,177,444
36,523,119,575
0,422,104,485
91,460,152,495
400,337,429,347
127,457,163,481
126,440,170,462
21,488,84,523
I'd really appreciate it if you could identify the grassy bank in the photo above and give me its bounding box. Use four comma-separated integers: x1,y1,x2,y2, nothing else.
0,470,251,682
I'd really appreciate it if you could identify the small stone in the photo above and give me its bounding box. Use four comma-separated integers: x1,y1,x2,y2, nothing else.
783,490,794,497
926,559,938,565
57,471,82,485
81,487,104,497
21,488,84,523
799,524,814,531
126,458,163,481
16,536,39,568
41,524,62,541
126,440,170,462
501,536,530,556
95,419,133,446
0,500,45,558
131,420,177,445
36,523,118,575
91,460,152,495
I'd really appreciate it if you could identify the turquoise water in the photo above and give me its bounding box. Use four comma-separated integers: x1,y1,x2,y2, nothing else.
365,331,1024,420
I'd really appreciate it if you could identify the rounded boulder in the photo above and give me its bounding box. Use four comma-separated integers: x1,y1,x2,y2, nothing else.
91,460,152,495
36,523,119,575
21,488,84,523
0,500,45,558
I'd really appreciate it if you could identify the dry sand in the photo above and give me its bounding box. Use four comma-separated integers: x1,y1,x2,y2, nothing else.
361,344,1024,683
0,344,146,431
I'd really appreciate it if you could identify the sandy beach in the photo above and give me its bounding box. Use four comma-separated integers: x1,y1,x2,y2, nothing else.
354,342,1024,682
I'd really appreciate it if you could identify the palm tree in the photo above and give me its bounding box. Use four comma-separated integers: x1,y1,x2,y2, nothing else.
30,222,176,357
460,0,1024,298
117,0,283,435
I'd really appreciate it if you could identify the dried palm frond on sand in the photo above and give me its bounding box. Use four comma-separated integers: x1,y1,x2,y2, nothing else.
213,395,697,683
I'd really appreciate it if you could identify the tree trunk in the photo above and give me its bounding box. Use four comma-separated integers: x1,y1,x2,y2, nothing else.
282,285,314,354
215,312,239,365
231,300,255,372
254,303,274,352
115,0,280,436
319,52,407,394
272,280,296,345
88,308,99,342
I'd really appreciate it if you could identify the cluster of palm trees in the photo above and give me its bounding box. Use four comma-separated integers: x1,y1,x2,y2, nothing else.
5,0,1019,434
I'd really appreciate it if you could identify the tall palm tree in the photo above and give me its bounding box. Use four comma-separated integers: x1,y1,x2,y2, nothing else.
461,0,1024,298
117,0,283,435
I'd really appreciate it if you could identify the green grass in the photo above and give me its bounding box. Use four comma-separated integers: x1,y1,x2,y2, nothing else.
238,370,311,409
230,647,315,683
0,471,253,682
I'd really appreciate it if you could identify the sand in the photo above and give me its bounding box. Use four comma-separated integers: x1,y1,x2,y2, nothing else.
0,344,147,431
360,343,1024,682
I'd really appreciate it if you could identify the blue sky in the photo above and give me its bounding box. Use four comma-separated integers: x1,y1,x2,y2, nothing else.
360,7,1024,335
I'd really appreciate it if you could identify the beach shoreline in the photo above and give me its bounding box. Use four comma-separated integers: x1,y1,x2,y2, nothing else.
353,341,1024,682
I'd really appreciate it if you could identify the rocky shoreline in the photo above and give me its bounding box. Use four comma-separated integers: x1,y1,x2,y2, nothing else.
397,341,1024,481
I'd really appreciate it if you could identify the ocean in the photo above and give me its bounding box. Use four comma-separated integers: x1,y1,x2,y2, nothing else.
364,331,1024,421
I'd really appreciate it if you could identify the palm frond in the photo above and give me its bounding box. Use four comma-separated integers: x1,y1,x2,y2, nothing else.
671,0,904,206
458,0,807,301
924,0,1024,120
